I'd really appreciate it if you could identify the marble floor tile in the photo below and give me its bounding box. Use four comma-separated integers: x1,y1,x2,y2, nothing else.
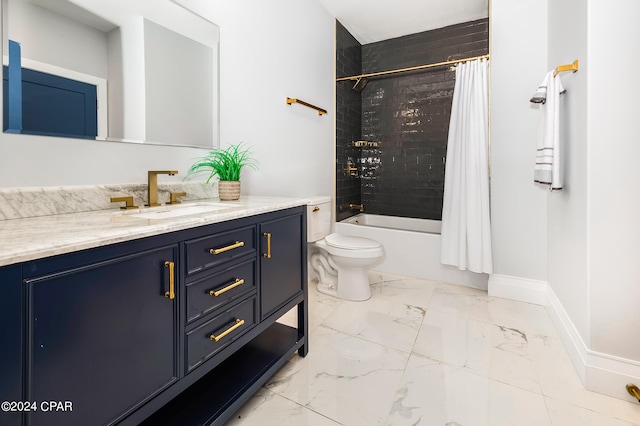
265,325,409,426
486,296,558,338
414,309,541,393
225,388,341,426
545,397,638,426
279,283,343,334
230,270,640,425
320,295,424,353
317,271,435,353
427,281,494,323
386,354,551,426
530,334,640,424
368,271,437,310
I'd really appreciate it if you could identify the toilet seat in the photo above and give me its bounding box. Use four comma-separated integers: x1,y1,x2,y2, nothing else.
315,235,384,259
325,233,381,250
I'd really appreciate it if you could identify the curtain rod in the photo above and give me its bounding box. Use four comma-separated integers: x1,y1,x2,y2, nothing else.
335,54,490,82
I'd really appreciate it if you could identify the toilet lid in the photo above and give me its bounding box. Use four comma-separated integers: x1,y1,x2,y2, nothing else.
325,233,381,250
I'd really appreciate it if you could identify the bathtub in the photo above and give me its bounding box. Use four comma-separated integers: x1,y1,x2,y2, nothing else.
335,213,488,289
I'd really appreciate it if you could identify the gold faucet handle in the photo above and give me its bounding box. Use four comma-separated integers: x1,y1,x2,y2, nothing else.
110,196,139,210
168,192,187,205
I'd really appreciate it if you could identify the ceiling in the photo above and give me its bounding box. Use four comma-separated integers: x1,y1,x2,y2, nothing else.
316,0,488,44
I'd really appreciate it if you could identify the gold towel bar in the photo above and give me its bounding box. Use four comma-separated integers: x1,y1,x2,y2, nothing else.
554,60,579,77
286,97,327,115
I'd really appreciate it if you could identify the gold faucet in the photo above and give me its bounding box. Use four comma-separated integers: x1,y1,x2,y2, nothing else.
110,196,138,210
346,161,359,177
147,170,178,206
168,191,187,205
349,203,365,212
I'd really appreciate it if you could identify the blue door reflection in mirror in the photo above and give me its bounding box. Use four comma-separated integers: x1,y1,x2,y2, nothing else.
3,41,98,139
4,40,21,133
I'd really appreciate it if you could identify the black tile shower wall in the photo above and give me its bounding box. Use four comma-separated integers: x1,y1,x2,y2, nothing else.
359,19,488,220
335,21,362,222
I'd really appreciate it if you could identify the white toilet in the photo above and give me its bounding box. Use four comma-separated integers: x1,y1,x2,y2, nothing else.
307,197,384,301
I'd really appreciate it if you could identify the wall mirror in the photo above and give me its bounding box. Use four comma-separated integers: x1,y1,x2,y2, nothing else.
2,0,219,148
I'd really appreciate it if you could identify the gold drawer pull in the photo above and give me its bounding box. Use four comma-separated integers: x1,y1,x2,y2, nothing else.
164,261,175,299
209,241,245,255
209,278,245,297
262,232,271,259
209,319,245,342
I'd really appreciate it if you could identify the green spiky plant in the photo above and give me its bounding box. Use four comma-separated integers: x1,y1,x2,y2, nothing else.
187,142,258,183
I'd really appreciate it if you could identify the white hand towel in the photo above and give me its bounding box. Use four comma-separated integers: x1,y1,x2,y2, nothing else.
534,71,564,190
530,73,549,104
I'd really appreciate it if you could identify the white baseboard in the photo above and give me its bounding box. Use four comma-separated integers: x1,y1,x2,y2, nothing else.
489,273,640,402
487,274,548,305
544,284,588,383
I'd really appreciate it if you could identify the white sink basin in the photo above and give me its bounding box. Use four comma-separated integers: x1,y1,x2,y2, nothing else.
124,203,236,220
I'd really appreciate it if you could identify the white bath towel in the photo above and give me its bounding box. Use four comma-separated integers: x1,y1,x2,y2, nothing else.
533,71,564,190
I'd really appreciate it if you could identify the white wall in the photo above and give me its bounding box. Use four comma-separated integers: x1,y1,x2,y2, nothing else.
587,0,640,362
8,0,108,78
0,0,334,197
546,0,590,352
179,0,335,198
489,0,548,280
546,0,640,398
144,18,214,146
493,0,640,400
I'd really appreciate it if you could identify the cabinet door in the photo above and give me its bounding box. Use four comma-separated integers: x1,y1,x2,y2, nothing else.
25,246,178,426
259,212,304,319
0,264,22,426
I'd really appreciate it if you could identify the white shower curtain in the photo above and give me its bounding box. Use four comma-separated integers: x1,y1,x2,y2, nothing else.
440,58,493,274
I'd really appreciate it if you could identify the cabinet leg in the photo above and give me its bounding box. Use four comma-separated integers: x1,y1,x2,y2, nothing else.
297,301,308,357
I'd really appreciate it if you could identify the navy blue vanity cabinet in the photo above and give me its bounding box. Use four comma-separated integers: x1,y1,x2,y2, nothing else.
183,221,258,374
138,206,308,426
4,206,308,426
0,264,22,426
23,244,179,426
259,208,308,356
259,211,305,318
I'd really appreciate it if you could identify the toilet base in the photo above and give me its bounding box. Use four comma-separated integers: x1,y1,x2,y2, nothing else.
333,267,371,301
309,238,382,302
313,264,372,302
316,281,338,298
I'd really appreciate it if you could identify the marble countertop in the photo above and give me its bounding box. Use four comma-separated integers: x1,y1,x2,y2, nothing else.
0,196,315,267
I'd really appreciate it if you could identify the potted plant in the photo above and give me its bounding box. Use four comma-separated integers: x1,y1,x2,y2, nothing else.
187,142,258,200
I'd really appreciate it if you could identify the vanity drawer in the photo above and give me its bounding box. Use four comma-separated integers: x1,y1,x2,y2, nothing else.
186,259,256,324
186,296,257,372
185,225,256,275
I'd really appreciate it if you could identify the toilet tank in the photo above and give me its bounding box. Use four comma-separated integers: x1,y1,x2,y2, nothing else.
306,196,331,242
